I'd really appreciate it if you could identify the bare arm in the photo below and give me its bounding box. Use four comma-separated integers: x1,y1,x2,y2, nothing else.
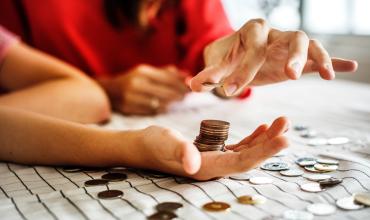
0,42,111,123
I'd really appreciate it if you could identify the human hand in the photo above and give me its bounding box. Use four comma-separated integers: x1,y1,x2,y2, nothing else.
104,65,189,115
137,116,289,180
190,19,358,96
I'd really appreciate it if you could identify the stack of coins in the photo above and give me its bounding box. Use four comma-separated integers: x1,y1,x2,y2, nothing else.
194,120,230,152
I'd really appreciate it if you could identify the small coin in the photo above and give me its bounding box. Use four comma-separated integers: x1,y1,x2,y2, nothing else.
306,203,336,216
156,202,183,212
238,195,266,205
82,167,105,173
300,183,324,193
280,169,304,177
97,190,123,200
294,125,309,131
327,137,350,145
202,201,230,212
249,177,273,185
261,162,290,171
202,82,224,88
316,159,339,165
84,179,109,187
229,173,252,181
354,192,370,206
308,138,328,146
101,173,128,182
319,177,343,187
283,209,313,220
148,211,177,220
314,164,338,172
300,130,318,139
62,166,82,173
304,165,329,173
303,174,331,181
336,196,364,210
296,157,317,167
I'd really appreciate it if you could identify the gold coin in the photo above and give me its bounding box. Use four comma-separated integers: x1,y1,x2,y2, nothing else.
237,195,255,205
202,201,230,212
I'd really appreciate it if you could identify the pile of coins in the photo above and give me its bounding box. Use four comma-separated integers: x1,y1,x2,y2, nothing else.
194,119,230,152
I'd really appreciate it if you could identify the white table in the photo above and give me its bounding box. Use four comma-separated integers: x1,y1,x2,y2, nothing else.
1,78,369,220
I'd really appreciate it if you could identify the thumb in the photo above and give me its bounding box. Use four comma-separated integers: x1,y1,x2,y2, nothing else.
178,142,201,175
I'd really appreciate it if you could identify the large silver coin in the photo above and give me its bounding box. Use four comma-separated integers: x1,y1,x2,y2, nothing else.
296,157,317,167
306,203,336,216
336,196,364,210
354,192,370,206
316,159,339,165
280,169,304,177
249,177,273,185
308,138,328,146
261,162,290,171
303,174,331,181
314,164,338,172
283,209,313,220
300,183,324,193
327,137,350,145
97,190,123,200
156,202,183,212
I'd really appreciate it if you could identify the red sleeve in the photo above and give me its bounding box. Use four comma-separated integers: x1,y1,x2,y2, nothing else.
178,0,233,74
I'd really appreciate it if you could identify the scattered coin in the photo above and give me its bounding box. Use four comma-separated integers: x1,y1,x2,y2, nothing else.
249,177,273,185
319,177,343,187
261,162,290,171
84,179,109,187
283,210,313,220
202,201,230,212
296,157,317,167
143,170,169,178
102,173,128,182
62,166,82,173
82,167,105,173
336,196,364,210
306,203,336,216
194,120,230,152
229,173,252,181
303,174,331,182
280,169,304,177
300,183,324,193
294,125,309,131
148,211,177,220
354,192,370,206
316,159,339,165
314,164,338,172
156,202,183,212
308,138,328,146
202,82,224,88
328,137,350,145
97,190,123,200
237,195,266,205
300,130,318,139
304,165,329,173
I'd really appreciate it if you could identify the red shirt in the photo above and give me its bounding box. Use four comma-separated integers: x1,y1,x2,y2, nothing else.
0,0,233,78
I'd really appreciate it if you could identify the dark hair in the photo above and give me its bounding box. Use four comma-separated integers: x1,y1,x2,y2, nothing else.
104,0,142,28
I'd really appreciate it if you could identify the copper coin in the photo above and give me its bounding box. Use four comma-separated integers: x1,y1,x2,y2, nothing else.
84,179,109,187
156,202,183,212
203,201,230,212
101,173,127,182
148,211,177,220
97,190,123,200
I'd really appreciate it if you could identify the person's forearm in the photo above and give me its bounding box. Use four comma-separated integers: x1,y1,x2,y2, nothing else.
0,78,110,123
0,106,142,167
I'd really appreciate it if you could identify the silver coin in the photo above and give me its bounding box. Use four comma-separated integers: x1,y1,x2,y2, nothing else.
261,162,290,171
306,203,336,216
304,165,329,173
336,196,364,210
316,159,339,165
314,164,338,172
303,174,331,181
249,177,273,185
296,157,317,167
229,173,252,181
300,130,318,139
327,137,350,145
307,138,328,146
156,202,183,212
280,169,304,177
300,183,324,193
97,190,123,200
283,209,313,220
354,192,370,206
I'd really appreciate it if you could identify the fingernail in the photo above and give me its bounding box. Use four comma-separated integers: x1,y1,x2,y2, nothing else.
224,83,238,96
291,62,301,77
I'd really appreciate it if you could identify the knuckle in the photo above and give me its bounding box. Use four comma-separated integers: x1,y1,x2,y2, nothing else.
294,30,308,40
310,39,322,47
250,18,267,26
